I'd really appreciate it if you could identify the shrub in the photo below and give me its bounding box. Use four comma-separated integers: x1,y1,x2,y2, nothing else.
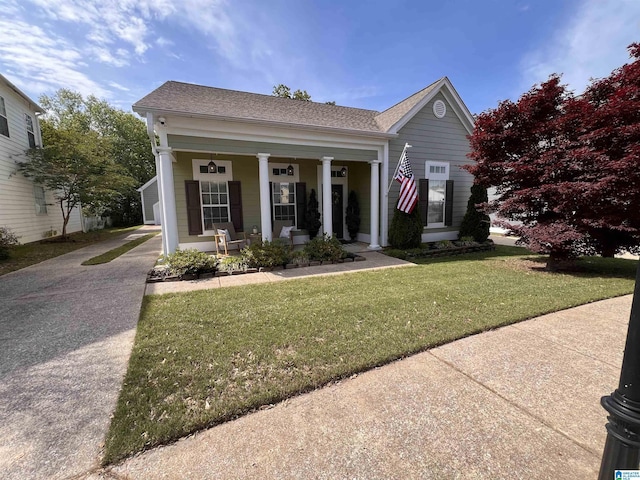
165,249,217,276
345,190,360,241
305,189,322,239
459,184,490,243
290,250,310,265
303,234,345,262
388,207,423,249
457,236,478,247
0,226,20,260
217,255,248,273
434,240,455,250
242,241,291,268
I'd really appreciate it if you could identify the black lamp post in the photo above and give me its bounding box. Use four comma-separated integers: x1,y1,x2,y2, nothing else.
598,261,640,479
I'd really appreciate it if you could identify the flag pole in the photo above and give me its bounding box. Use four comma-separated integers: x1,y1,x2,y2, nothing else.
387,143,412,194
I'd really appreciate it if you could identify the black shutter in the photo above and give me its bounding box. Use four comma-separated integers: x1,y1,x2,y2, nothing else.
418,179,429,226
228,181,243,232
269,181,274,223
185,180,203,235
445,180,454,226
296,182,306,229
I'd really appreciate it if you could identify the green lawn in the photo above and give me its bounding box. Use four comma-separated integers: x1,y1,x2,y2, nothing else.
0,225,143,276
103,246,637,465
81,232,158,265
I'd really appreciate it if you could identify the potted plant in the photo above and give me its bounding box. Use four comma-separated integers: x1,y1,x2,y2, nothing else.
305,188,321,239
345,190,360,241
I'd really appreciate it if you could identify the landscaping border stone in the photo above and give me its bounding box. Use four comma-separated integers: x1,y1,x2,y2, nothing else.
146,254,367,283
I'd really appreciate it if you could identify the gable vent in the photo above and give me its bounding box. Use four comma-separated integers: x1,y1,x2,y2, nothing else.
433,100,446,118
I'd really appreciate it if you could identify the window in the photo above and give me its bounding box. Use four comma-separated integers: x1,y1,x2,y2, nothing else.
34,185,47,214
425,161,450,227
25,113,35,148
272,182,296,222
191,159,234,233
201,181,229,230
0,97,8,137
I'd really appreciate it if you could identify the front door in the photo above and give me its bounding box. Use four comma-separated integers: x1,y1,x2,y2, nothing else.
331,184,344,239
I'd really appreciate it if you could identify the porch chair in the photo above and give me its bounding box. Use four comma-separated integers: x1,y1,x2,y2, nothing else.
213,222,247,255
272,219,295,249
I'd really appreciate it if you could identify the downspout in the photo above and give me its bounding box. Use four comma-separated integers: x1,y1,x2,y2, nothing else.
146,112,166,255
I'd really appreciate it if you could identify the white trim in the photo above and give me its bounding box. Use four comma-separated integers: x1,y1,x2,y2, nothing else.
425,161,450,229
425,161,449,181
134,106,396,140
179,241,217,252
154,115,390,150
357,232,371,243
0,73,44,112
433,100,446,118
192,159,233,182
380,144,389,247
140,186,147,223
268,162,300,183
422,230,458,242
137,175,157,192
387,77,475,135
317,162,350,239
199,180,231,236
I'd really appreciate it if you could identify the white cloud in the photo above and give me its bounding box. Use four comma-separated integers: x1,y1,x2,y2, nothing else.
0,18,110,98
520,0,640,95
108,82,130,92
156,37,174,47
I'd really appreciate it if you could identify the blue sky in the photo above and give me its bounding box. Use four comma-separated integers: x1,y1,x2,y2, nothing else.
1,0,638,116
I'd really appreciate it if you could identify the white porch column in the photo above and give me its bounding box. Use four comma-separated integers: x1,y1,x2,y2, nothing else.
154,154,165,249
369,159,382,250
157,146,179,254
321,156,333,237
257,153,272,242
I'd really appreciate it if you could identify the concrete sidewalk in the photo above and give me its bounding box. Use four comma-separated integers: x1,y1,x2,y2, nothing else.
108,295,631,479
0,226,162,480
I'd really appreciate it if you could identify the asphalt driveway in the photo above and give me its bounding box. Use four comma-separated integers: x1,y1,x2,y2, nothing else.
0,227,161,480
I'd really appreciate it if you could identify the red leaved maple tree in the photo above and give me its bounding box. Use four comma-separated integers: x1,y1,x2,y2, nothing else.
465,43,640,263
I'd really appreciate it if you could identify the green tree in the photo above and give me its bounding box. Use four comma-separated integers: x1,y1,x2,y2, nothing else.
37,90,155,226
19,123,134,236
272,84,334,103
458,184,490,242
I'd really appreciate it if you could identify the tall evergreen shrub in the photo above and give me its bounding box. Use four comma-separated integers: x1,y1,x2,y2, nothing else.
388,207,423,249
459,184,490,242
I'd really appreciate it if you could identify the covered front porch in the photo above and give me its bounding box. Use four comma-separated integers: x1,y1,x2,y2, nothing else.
156,133,388,255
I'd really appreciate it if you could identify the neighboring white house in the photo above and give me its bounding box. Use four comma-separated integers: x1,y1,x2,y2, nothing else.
137,175,161,225
0,74,82,244
133,77,476,255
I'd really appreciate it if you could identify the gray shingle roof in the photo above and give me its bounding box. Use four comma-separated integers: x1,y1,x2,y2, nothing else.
374,79,442,132
133,78,446,135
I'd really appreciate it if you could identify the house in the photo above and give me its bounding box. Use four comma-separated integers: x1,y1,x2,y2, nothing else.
137,175,161,225
0,74,82,244
132,77,475,254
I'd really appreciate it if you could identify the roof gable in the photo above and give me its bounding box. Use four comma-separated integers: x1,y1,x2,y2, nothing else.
375,77,474,135
0,74,44,113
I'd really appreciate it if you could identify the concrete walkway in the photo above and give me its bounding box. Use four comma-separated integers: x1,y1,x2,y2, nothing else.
0,226,162,480
105,295,632,479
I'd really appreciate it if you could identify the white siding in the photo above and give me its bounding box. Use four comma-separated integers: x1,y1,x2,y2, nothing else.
0,79,82,244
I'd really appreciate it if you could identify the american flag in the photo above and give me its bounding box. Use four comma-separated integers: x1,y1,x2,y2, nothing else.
394,149,418,213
